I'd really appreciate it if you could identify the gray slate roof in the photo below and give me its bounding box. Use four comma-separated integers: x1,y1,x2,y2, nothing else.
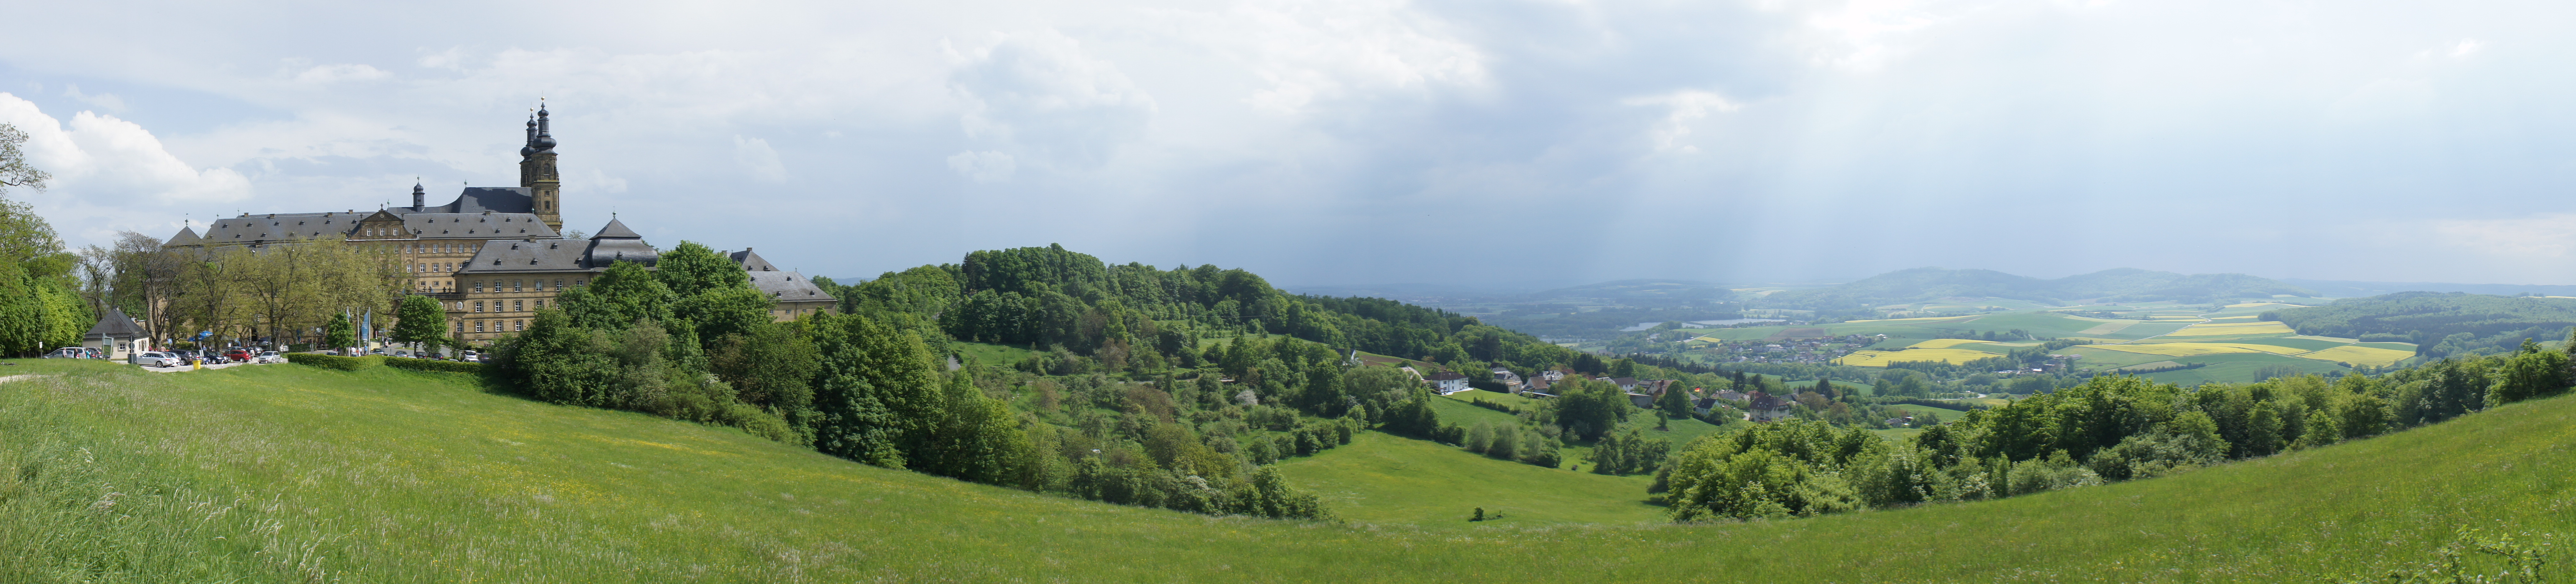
196,210,553,243
456,238,592,274
749,271,833,303
164,227,200,247
198,211,371,242
399,187,535,215
396,212,558,239
456,219,658,276
84,308,145,340
728,248,778,272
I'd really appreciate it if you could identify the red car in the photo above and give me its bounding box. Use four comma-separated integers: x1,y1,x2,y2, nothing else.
223,348,253,362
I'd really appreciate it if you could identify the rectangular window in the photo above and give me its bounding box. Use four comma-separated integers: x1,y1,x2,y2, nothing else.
513,280,522,292
473,301,484,313
555,279,564,289
513,300,523,312
534,299,544,310
514,320,525,332
475,321,486,333
533,280,545,291
453,321,463,334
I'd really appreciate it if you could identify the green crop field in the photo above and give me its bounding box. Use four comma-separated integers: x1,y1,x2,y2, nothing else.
4,359,2573,581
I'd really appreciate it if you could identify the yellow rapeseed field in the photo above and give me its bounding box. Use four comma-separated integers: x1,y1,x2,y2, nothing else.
2167,322,2296,336
2302,345,2415,368
1835,348,2006,367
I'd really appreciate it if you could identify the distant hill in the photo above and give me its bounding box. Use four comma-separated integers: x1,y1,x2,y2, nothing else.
2264,291,2576,357
1521,278,1738,303
2282,278,2576,299
1760,267,2315,309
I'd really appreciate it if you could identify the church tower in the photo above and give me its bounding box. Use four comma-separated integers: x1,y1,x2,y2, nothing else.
520,102,563,231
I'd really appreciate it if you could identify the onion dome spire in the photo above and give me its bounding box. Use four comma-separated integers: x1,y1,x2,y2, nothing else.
533,99,556,151
521,110,537,157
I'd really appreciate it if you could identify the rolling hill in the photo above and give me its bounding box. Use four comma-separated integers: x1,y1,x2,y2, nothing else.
1763,267,2317,309
3,360,2570,581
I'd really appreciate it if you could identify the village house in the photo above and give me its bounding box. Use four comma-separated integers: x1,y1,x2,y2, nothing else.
1745,390,1795,422
1520,376,1555,397
1427,371,1472,395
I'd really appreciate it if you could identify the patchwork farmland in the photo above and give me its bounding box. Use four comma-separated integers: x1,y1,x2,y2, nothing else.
1669,298,2422,384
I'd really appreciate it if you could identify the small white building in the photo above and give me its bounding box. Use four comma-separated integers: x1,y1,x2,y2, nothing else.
1428,371,1472,395
83,308,147,360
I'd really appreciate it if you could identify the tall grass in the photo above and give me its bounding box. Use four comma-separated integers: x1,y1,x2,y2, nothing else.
1,359,2571,582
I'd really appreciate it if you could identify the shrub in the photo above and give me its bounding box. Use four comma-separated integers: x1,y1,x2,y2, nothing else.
286,353,381,371
384,356,481,373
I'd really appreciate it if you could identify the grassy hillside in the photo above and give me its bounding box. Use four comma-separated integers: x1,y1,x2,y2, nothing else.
4,360,2572,581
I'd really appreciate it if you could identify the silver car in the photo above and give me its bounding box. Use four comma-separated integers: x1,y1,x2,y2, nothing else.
256,351,285,364
130,351,181,367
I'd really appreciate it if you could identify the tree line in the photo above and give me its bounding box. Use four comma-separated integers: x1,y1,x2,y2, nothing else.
1657,339,2576,522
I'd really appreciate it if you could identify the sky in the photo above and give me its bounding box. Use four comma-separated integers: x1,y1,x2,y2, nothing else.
3,0,2573,288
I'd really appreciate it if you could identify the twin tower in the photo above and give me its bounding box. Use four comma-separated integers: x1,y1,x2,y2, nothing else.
405,104,563,231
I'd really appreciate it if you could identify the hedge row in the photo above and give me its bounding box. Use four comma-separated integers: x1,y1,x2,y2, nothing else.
385,356,481,373
284,353,384,371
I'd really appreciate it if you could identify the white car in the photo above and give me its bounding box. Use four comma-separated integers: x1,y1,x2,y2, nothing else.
130,351,181,367
255,351,285,364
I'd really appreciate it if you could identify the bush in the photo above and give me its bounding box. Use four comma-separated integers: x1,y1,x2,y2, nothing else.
286,353,382,371
384,356,482,373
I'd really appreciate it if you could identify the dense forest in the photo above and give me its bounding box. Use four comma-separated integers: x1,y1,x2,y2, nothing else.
2264,292,2576,358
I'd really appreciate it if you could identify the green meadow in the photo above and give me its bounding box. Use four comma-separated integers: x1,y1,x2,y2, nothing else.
3,359,2572,581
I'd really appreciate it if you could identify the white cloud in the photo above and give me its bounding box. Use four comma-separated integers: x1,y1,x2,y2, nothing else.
732,135,787,183
948,30,1157,171
1142,0,1487,114
0,93,251,205
947,150,1016,182
1624,90,1740,153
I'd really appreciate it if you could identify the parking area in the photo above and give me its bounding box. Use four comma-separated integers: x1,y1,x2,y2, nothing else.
135,361,273,373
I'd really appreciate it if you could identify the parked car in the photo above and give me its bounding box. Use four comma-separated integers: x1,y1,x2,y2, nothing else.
255,351,285,364
42,347,86,359
224,348,253,362
130,351,181,367
460,350,480,362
